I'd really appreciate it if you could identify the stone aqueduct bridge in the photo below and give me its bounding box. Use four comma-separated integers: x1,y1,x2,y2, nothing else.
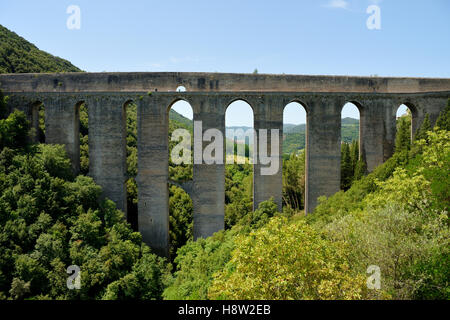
1,72,449,256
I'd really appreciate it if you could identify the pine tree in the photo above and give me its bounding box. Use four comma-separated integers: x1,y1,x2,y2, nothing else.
435,99,450,131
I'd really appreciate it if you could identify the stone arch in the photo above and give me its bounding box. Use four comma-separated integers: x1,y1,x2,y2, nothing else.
166,97,194,254
224,99,255,228
70,100,85,174
78,100,90,175
284,99,310,158
123,99,135,149
225,97,255,112
167,97,194,120
396,102,418,142
285,98,310,114
166,97,194,169
122,99,138,229
340,102,362,190
31,100,44,143
282,101,308,212
176,85,187,92
340,101,363,153
225,98,255,164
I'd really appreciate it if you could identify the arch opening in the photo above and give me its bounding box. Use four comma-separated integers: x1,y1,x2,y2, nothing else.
225,100,254,229
31,101,45,143
168,99,194,258
282,101,307,213
176,86,186,92
123,100,138,230
395,103,416,152
340,102,362,191
79,102,89,175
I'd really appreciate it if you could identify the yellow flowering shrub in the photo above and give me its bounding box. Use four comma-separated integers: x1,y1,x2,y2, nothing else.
209,218,367,300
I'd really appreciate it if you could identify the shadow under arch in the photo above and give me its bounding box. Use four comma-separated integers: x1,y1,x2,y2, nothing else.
121,99,139,230
30,100,44,143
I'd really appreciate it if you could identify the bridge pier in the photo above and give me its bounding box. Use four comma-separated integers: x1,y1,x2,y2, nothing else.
192,96,225,240
253,96,283,211
358,98,397,171
87,97,127,217
45,97,80,173
137,95,170,256
9,98,40,143
305,97,342,214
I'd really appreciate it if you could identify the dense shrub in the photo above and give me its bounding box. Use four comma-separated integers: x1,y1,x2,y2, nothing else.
163,199,279,300
0,111,169,299
209,218,367,300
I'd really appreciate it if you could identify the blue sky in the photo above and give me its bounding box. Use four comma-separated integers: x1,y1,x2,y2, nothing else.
1,0,448,125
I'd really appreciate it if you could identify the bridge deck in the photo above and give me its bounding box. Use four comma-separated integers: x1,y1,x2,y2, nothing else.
1,72,450,93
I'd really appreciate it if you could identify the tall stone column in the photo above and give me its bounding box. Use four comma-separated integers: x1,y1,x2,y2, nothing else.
359,98,398,171
192,95,225,240
88,96,127,217
253,96,283,211
304,96,342,214
44,96,80,173
136,95,170,256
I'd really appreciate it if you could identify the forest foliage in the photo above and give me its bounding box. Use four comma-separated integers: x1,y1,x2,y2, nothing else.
0,25,81,74
0,25,448,300
0,109,170,300
2,94,448,300
165,105,450,300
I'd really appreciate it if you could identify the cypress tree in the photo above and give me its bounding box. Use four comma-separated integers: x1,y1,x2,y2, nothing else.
349,140,359,173
354,153,367,181
395,115,411,152
414,113,431,142
340,142,353,190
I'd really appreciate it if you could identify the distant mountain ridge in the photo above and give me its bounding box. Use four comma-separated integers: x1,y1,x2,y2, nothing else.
283,117,359,154
224,118,360,154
